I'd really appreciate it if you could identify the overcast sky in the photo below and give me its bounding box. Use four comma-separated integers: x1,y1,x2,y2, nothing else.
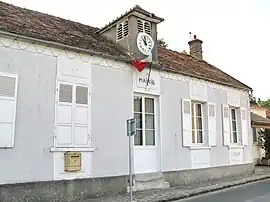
3,0,270,100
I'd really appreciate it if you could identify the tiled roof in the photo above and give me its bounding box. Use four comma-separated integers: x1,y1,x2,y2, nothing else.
0,1,128,58
157,47,251,89
0,1,251,90
251,112,270,126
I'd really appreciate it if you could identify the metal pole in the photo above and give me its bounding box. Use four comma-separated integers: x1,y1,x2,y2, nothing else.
128,134,133,202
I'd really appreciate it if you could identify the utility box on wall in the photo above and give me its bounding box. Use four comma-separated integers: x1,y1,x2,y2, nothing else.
64,152,82,172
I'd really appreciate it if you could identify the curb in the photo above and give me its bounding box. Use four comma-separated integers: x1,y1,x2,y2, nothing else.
156,175,270,202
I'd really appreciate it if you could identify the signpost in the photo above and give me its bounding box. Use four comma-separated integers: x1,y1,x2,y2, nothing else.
127,118,136,202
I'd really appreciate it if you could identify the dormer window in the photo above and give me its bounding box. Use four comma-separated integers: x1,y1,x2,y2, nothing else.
116,19,128,41
137,19,151,35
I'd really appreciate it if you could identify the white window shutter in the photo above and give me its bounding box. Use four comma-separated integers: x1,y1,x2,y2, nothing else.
56,83,73,147
208,103,216,146
73,86,90,147
222,105,230,146
0,74,18,148
182,98,192,146
241,107,248,146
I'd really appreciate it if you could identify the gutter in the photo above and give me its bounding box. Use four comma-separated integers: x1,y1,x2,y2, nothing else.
0,30,252,92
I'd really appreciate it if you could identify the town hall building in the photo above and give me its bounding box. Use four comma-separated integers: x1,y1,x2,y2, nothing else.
0,1,254,201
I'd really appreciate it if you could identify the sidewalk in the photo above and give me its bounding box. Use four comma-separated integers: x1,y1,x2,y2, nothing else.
79,166,270,202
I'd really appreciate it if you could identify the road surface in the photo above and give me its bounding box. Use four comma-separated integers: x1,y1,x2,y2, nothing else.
179,179,270,202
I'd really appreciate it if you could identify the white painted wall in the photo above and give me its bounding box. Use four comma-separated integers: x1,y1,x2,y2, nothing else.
0,35,253,184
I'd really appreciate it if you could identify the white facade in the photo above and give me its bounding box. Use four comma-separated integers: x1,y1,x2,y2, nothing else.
0,35,253,185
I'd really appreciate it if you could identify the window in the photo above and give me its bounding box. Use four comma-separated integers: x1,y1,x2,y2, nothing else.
191,102,203,144
0,73,18,148
253,128,258,143
230,108,238,143
134,96,155,146
56,83,90,148
116,19,129,41
137,19,151,35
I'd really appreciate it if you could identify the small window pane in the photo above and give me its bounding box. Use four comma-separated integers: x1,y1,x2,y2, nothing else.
232,131,237,143
231,109,236,120
197,130,203,143
232,120,237,132
59,84,72,103
134,130,143,145
196,117,202,130
76,86,88,104
145,114,155,129
192,130,196,143
134,113,142,129
145,98,154,113
192,116,195,130
134,97,142,112
196,104,202,117
145,130,155,145
253,128,258,143
191,103,194,116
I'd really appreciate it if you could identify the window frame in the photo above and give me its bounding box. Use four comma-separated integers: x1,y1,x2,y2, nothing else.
191,101,204,145
229,107,238,144
133,94,157,148
55,81,90,148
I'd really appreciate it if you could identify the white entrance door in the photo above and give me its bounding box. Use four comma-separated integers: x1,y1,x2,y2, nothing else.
133,95,160,174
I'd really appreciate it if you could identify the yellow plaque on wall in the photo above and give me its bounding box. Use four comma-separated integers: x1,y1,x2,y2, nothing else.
64,152,82,172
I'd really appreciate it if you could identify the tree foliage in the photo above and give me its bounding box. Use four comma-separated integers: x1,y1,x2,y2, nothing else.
249,94,257,105
249,93,270,109
157,38,168,48
258,99,270,109
263,129,270,159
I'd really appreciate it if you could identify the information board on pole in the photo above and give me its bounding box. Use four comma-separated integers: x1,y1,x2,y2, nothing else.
127,118,136,136
127,118,136,202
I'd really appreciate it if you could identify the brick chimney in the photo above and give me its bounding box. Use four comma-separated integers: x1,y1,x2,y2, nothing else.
188,35,203,59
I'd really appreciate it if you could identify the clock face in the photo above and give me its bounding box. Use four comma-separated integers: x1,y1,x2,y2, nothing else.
136,32,154,56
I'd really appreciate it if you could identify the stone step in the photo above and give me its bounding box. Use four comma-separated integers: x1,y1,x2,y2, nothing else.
127,172,170,192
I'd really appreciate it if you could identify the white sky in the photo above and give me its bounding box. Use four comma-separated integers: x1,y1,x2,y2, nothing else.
3,0,270,100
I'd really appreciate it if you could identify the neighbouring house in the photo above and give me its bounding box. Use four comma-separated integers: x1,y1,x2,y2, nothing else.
0,1,254,201
250,104,270,164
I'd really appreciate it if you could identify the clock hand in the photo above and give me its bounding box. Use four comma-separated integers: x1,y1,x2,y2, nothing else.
142,36,147,45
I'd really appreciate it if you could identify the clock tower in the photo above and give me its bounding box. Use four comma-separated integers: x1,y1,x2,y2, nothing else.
96,6,164,63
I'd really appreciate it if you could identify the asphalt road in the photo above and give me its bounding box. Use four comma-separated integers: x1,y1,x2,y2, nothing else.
179,179,270,202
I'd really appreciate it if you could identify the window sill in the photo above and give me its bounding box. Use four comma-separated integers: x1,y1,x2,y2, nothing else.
50,147,95,152
189,146,211,150
228,145,244,149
